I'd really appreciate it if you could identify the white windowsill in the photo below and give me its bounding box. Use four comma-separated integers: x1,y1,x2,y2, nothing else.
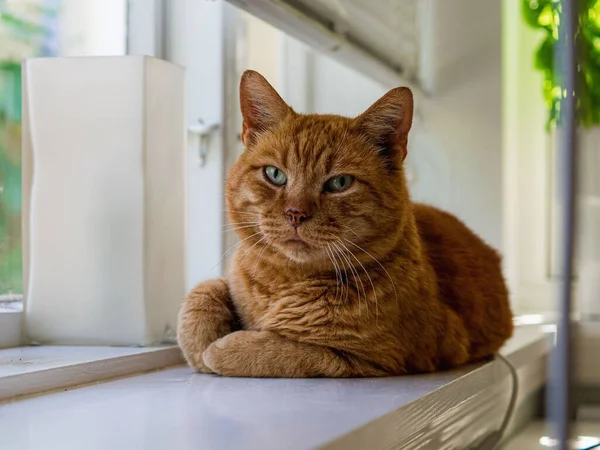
0,345,184,401
0,326,549,450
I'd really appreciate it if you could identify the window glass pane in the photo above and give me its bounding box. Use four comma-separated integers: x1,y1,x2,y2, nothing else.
0,0,126,297
0,0,60,297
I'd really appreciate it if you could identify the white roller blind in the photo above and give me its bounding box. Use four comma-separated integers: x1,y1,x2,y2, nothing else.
226,0,421,90
227,0,502,96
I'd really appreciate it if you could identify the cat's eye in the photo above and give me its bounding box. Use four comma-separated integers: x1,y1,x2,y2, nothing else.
325,175,354,192
264,166,287,186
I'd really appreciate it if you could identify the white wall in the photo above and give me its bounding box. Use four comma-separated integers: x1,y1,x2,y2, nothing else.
244,14,282,91
410,52,502,251
59,0,127,56
309,56,386,116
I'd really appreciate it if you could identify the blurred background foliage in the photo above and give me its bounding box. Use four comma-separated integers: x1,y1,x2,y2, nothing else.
522,0,600,128
0,0,60,296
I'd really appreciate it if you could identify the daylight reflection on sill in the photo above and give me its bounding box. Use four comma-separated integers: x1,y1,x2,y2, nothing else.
513,315,556,334
0,300,23,313
514,314,547,326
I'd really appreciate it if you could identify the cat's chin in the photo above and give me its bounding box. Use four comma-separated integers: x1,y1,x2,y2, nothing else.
276,239,317,263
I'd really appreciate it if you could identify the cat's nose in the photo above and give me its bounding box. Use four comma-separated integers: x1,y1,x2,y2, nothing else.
285,207,311,228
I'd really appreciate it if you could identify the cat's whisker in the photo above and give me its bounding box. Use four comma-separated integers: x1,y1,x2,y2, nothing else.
335,239,369,317
251,237,271,274
330,242,352,305
326,244,341,303
344,238,399,304
222,221,261,227
329,237,362,313
325,243,342,303
330,243,349,304
222,209,267,217
208,231,262,273
331,247,348,313
320,244,337,302
341,224,362,241
223,222,260,228
338,240,376,322
328,246,341,306
222,210,255,215
222,224,260,232
238,235,269,266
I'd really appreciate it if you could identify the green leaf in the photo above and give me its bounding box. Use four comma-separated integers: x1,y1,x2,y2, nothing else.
523,0,600,127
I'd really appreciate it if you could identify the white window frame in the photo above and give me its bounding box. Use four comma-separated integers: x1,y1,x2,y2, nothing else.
164,0,242,289
503,2,600,320
502,0,556,314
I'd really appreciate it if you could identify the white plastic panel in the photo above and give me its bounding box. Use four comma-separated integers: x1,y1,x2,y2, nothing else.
21,56,186,346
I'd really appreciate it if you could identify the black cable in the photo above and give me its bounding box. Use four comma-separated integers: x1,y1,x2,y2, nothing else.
490,353,519,450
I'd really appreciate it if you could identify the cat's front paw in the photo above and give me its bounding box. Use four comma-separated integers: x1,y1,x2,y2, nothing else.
178,278,236,374
203,330,267,377
187,356,215,374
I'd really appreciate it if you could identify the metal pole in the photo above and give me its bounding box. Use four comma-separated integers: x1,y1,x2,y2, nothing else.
548,0,579,448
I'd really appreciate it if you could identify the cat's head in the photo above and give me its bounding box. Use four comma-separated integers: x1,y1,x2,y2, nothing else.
226,70,413,265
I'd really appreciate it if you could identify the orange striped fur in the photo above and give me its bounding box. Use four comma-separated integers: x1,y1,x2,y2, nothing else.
177,71,513,377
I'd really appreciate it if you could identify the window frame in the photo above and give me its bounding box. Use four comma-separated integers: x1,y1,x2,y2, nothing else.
502,0,556,314
0,300,22,349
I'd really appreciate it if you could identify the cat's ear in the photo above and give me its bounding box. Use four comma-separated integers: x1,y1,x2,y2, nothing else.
240,70,293,147
355,87,413,167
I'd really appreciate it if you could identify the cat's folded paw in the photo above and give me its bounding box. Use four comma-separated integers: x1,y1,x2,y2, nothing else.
203,330,265,377
178,277,236,374
184,352,215,374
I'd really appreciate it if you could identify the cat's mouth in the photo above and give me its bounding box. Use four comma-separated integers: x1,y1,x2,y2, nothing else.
285,236,310,248
269,229,317,260
279,232,315,258
288,232,304,241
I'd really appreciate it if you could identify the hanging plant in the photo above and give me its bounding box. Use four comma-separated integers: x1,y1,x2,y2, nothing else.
522,0,600,128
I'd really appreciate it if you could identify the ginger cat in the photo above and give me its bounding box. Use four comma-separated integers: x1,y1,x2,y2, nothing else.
177,70,513,377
